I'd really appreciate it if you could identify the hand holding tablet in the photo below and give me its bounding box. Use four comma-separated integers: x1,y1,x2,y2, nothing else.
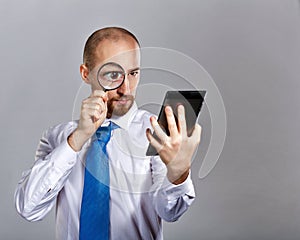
146,90,206,156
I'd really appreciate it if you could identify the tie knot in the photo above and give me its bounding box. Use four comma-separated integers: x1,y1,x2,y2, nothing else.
96,122,119,143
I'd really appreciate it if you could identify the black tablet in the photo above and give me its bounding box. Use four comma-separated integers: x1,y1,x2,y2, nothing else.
146,90,206,156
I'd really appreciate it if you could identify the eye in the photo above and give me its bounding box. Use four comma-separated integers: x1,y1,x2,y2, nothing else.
104,71,124,81
129,71,139,77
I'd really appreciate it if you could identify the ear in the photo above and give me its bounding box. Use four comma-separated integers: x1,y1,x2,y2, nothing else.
80,64,91,84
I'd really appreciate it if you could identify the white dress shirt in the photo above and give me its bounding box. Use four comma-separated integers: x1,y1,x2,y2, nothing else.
15,103,195,240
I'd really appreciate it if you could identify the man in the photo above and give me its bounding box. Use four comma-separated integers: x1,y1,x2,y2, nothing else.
15,27,202,240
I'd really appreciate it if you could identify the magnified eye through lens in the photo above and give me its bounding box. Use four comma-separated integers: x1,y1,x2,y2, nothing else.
97,62,125,91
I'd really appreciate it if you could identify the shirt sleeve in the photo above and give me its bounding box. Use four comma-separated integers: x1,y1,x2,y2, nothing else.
14,123,79,222
149,155,196,222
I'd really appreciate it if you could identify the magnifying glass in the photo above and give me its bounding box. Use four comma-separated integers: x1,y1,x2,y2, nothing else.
97,62,125,91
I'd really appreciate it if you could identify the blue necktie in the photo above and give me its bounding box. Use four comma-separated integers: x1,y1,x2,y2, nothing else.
79,122,118,240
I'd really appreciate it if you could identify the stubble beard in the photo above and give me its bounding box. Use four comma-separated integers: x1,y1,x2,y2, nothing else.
107,95,135,118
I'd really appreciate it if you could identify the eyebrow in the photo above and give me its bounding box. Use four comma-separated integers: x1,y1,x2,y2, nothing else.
127,67,140,72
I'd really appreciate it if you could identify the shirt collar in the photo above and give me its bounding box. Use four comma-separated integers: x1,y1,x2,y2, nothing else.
103,102,138,131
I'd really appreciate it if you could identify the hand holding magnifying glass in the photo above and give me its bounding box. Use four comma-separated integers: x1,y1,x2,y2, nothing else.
97,62,126,91
68,62,126,151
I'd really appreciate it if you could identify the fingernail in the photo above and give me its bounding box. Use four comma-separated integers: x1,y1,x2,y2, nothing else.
166,106,172,112
151,117,159,126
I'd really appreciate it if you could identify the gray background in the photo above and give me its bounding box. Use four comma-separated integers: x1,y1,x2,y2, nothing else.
1,0,300,239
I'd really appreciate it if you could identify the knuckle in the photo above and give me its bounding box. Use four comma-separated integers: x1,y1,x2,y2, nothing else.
179,116,185,123
171,137,181,148
163,137,170,146
93,108,100,115
168,122,176,129
94,103,100,110
83,97,90,103
96,97,104,104
82,102,88,109
157,145,165,154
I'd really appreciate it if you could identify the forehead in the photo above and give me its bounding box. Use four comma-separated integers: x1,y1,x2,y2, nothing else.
94,38,140,71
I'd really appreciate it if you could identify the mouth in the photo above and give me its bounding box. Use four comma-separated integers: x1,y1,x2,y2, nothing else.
107,95,135,117
116,99,128,105
114,97,131,105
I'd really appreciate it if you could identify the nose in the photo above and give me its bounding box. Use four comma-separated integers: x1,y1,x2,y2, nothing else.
117,74,130,95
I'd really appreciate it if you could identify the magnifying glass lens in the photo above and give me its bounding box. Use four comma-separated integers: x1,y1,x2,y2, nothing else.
97,63,125,90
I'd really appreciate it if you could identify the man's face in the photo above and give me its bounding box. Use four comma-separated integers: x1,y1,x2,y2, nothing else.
89,38,140,118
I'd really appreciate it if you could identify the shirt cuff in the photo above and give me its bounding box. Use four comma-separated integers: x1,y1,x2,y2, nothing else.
160,172,195,201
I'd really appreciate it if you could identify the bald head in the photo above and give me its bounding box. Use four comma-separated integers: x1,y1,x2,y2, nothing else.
83,27,140,71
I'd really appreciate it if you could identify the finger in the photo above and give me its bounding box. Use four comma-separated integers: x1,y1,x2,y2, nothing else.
90,89,108,102
146,129,163,152
84,96,105,104
82,95,107,117
190,124,202,144
83,98,106,109
150,116,169,144
177,104,187,135
82,100,106,112
82,103,104,113
81,108,102,121
165,106,178,137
